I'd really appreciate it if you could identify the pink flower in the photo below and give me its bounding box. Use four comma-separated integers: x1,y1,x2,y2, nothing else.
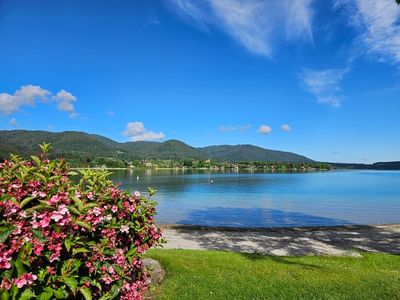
50,212,63,222
0,278,12,290
0,253,11,269
111,205,118,213
48,195,61,205
58,204,69,215
15,273,37,288
87,192,94,200
120,225,129,233
38,191,46,198
102,276,113,284
93,207,102,216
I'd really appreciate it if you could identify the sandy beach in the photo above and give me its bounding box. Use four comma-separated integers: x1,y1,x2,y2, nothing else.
160,224,400,256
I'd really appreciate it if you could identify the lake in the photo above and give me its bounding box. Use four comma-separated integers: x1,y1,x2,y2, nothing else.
109,169,400,228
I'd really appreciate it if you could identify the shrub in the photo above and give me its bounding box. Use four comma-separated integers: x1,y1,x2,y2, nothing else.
0,144,163,299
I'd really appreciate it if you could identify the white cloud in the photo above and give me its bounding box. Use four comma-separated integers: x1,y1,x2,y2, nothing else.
219,124,251,132
281,124,291,131
299,68,348,107
168,0,314,57
52,90,77,118
335,0,400,65
9,118,17,127
0,85,50,115
257,125,272,135
0,85,78,117
123,121,165,142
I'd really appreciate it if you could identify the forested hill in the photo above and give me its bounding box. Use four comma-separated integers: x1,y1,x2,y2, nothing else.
0,130,313,164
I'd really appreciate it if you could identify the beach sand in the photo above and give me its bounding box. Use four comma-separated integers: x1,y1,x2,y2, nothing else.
159,224,400,256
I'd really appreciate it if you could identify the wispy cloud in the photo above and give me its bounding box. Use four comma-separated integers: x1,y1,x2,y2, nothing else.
281,124,291,131
168,0,314,57
123,121,165,142
219,124,251,133
0,85,78,116
9,118,17,127
107,111,115,117
335,0,400,65
257,125,272,135
299,68,348,107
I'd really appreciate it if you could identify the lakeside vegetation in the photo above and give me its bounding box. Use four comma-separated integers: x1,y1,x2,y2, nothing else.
147,249,400,300
1,130,399,170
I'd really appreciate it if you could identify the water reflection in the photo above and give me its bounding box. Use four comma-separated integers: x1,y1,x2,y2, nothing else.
109,169,400,227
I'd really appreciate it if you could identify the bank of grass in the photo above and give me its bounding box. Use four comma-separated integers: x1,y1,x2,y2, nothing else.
147,249,400,300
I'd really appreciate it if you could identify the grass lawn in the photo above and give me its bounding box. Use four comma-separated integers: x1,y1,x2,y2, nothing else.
146,249,400,300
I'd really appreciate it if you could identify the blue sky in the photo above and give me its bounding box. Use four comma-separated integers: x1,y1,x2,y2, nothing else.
0,0,399,163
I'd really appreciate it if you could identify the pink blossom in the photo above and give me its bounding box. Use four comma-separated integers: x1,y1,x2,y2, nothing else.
15,273,37,288
48,195,61,205
93,207,102,216
120,225,129,233
0,254,11,269
102,276,113,284
0,278,12,290
38,191,46,198
111,205,118,213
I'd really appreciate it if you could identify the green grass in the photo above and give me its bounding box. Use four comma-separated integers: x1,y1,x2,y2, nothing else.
146,249,400,300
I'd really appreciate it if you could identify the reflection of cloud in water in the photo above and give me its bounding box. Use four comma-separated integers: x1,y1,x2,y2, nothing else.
177,207,352,228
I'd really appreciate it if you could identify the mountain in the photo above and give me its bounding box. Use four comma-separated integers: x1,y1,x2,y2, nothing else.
329,161,400,170
0,130,312,163
200,145,313,163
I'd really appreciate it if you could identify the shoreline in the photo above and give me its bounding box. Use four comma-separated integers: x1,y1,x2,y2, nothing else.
159,223,400,232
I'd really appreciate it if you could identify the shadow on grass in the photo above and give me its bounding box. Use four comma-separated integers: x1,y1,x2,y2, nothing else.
240,252,324,269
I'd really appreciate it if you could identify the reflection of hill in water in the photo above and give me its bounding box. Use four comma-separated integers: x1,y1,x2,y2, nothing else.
178,207,352,228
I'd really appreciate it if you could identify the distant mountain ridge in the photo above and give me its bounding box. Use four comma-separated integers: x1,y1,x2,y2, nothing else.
0,130,313,163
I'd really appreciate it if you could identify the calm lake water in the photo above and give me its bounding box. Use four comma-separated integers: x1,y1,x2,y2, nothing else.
109,169,400,228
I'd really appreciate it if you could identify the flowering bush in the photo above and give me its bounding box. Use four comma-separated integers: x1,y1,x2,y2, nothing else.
0,144,162,299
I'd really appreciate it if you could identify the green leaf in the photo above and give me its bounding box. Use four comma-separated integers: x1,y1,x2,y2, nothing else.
0,226,15,243
20,196,37,208
39,143,52,154
30,155,41,166
71,197,83,211
15,257,27,277
54,288,68,299
74,220,92,231
147,187,157,197
64,238,72,252
37,288,53,300
98,284,120,300
64,277,78,296
68,206,81,215
0,290,10,300
79,288,92,300
19,289,35,300
10,285,19,300
72,248,90,256
33,173,47,184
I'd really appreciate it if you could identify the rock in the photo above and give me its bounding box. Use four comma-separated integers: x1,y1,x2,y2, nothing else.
143,258,165,286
